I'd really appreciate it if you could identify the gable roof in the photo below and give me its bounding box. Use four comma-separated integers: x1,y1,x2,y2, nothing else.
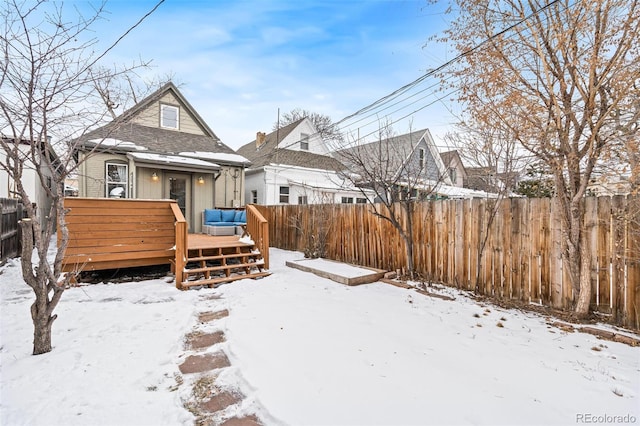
120,82,220,141
236,118,346,172
73,82,247,165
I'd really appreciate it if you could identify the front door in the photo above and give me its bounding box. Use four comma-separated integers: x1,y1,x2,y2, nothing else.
166,173,191,229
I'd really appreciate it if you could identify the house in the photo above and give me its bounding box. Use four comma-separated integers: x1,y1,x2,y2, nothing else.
465,167,520,195
0,136,59,225
439,150,467,188
72,82,249,233
236,118,368,205
335,129,498,200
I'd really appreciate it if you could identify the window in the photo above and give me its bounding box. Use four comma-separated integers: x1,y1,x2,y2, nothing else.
356,198,367,204
160,104,179,129
300,133,309,150
298,195,308,205
341,197,353,204
106,162,128,198
279,186,289,203
418,148,425,168
449,168,457,185
251,190,258,204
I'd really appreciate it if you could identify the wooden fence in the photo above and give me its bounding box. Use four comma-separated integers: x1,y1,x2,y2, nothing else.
258,195,640,329
1,198,24,263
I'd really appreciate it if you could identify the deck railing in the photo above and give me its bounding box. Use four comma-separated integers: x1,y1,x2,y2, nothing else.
246,204,269,269
170,202,187,286
60,198,184,277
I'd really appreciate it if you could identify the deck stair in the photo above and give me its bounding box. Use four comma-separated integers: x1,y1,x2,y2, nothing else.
178,236,270,289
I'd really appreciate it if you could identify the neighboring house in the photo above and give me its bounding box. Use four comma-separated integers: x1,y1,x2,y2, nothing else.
73,82,249,233
439,150,467,188
236,117,368,205
465,167,520,195
0,137,58,225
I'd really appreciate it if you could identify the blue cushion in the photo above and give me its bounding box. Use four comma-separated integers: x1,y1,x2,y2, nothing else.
204,209,221,223
221,209,236,222
234,210,247,223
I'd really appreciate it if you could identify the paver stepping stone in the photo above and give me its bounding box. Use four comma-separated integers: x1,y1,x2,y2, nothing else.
220,414,262,426
200,390,243,413
179,352,231,374
186,331,226,350
198,309,229,323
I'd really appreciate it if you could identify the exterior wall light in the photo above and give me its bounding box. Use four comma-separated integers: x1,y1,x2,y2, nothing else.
198,176,205,184
151,172,159,182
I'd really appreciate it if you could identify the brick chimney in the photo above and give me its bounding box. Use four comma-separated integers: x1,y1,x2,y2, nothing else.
256,131,266,149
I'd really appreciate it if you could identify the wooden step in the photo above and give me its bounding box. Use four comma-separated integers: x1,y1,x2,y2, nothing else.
184,261,265,276
181,271,271,288
187,252,262,263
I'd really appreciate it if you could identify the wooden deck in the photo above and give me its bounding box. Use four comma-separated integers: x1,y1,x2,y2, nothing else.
60,199,271,289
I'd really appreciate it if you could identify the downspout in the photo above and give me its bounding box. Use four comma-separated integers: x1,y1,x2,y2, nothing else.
213,170,222,207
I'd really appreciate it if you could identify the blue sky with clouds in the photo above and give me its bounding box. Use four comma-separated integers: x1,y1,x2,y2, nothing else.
85,0,457,149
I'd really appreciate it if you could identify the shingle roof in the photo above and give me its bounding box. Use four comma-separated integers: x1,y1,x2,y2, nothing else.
72,82,244,164
80,122,237,157
336,129,427,174
236,118,346,172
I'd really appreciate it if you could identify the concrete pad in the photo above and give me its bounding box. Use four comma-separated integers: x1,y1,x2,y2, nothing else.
286,258,386,286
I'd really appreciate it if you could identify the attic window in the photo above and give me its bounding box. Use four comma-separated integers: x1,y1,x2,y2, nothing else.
161,104,179,129
300,133,309,150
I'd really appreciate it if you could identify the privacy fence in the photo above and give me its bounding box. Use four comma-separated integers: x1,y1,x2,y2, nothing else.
0,198,25,263
257,195,640,329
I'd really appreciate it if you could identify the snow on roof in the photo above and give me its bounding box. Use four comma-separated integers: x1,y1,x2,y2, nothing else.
179,151,250,164
435,184,499,199
129,152,219,168
87,138,148,151
405,180,499,199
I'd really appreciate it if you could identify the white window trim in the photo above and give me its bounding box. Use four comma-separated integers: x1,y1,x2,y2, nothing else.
160,104,179,129
105,162,128,198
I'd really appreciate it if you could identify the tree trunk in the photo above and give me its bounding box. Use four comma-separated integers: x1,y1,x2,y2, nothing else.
31,301,55,355
574,243,592,317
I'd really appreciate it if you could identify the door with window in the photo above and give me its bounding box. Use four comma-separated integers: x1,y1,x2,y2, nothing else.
166,173,191,228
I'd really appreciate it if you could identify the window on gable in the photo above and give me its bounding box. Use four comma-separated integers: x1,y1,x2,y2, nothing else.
160,104,179,129
418,148,425,168
449,168,457,185
300,133,309,150
106,162,128,198
279,186,289,203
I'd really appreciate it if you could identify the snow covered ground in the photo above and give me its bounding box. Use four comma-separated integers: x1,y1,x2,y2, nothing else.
1,242,639,426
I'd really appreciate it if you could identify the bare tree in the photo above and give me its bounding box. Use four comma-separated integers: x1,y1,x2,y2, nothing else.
0,0,157,354
336,120,450,279
274,108,344,146
445,122,522,291
437,0,640,316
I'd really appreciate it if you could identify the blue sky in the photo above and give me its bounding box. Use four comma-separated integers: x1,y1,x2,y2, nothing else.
85,0,457,150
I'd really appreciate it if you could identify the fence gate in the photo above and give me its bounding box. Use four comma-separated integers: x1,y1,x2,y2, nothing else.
1,198,23,263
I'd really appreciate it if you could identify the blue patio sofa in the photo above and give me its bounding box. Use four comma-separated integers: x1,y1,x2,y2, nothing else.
202,208,247,236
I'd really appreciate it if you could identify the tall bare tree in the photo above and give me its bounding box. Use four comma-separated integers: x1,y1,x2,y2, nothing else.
437,0,639,316
445,122,522,291
336,121,451,279
0,0,158,354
